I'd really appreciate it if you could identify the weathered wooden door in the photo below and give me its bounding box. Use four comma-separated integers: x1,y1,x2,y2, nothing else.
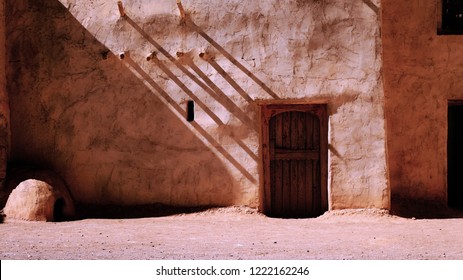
261,104,328,218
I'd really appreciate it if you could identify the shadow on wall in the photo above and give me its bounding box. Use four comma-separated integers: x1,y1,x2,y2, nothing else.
5,0,265,209
114,5,284,186
390,194,463,219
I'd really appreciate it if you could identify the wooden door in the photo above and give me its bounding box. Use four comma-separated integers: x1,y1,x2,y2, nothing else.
261,104,327,218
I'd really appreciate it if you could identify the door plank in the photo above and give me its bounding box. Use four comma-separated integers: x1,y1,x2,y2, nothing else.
273,149,320,160
298,159,307,214
307,159,314,214
290,159,298,214
315,161,322,214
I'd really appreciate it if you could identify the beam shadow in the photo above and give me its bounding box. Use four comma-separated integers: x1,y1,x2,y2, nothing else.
124,16,259,163
148,54,258,163
124,57,257,183
181,57,259,162
184,16,280,100
6,0,251,212
149,54,223,125
201,54,254,104
125,16,255,131
181,54,257,131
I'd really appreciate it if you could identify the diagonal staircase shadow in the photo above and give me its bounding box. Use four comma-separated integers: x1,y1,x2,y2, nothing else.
182,15,280,100
123,56,257,183
4,0,254,217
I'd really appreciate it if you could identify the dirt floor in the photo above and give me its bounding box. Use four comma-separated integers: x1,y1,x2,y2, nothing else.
1,207,463,260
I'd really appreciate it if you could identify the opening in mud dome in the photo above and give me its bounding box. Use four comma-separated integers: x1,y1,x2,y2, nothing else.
448,101,463,209
53,198,65,222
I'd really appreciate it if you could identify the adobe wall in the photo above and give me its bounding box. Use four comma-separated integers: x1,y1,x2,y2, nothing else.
0,0,9,188
6,0,388,209
382,1,462,209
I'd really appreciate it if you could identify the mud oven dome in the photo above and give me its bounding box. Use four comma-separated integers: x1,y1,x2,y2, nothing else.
1,0,391,218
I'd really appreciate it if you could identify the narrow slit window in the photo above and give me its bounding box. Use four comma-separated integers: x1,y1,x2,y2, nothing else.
187,100,194,122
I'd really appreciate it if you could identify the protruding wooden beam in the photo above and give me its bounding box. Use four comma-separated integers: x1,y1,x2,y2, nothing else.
117,1,126,17
101,50,110,60
199,52,212,61
177,0,186,18
146,51,156,61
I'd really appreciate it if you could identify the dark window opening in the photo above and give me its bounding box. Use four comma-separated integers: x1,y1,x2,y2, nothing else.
448,102,463,209
440,0,463,34
187,100,194,122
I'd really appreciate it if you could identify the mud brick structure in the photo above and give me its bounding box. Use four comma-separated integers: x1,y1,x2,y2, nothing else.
0,0,460,218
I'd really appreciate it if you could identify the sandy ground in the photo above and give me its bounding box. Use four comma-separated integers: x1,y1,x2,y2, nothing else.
1,207,463,260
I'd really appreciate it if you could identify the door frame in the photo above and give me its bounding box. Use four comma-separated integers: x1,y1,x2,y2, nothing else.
259,102,328,216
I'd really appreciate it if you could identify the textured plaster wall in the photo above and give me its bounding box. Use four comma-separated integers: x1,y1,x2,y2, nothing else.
0,0,9,188
6,0,388,209
382,1,459,207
